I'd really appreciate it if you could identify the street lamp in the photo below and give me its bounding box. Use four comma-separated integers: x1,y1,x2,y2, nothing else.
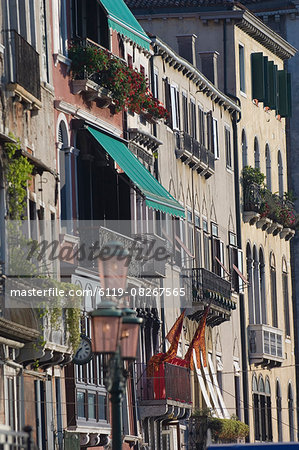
90,241,142,450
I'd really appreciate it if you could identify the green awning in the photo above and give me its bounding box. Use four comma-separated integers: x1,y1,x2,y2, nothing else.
99,0,150,50
88,127,185,218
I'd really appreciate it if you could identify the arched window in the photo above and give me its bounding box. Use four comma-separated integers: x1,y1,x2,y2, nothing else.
242,129,248,168
282,258,290,337
288,383,294,441
259,248,267,324
266,144,271,191
253,375,273,442
253,246,261,324
278,151,283,197
254,137,260,169
246,244,254,324
270,253,278,328
276,380,283,441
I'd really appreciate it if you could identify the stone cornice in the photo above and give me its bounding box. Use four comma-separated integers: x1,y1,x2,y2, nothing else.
152,37,240,113
0,318,40,343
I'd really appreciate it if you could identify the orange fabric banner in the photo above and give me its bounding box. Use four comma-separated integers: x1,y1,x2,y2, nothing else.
184,306,210,371
147,310,185,377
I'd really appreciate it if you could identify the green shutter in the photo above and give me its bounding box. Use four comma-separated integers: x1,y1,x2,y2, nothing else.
277,70,289,117
287,73,292,118
267,61,277,110
251,53,265,101
263,56,269,107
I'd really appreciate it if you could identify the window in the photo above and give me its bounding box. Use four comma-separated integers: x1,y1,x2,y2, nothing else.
247,244,254,324
270,253,278,328
213,118,219,159
225,126,232,169
88,393,96,420
207,112,213,152
128,54,133,69
187,210,194,265
170,85,180,130
253,375,272,442
288,383,294,441
216,355,223,393
276,381,283,442
259,249,267,324
234,361,241,420
58,121,73,230
239,44,245,93
266,145,271,191
203,219,210,270
198,107,205,145
278,151,283,197
153,68,159,99
77,391,85,418
71,0,109,48
211,223,221,276
254,137,260,169
190,99,197,139
59,0,67,55
282,260,290,336
229,232,239,291
182,92,188,133
242,129,247,168
194,215,201,268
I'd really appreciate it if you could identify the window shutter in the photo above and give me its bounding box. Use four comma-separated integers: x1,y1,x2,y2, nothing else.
206,111,213,152
277,70,289,118
268,62,277,110
238,249,244,293
251,52,265,101
263,56,270,107
176,90,181,129
164,78,172,127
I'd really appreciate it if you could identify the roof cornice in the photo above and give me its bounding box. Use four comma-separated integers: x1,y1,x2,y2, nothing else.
135,8,297,60
152,36,240,113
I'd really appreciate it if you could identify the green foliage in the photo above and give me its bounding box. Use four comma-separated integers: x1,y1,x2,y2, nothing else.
242,166,265,186
192,410,249,443
68,43,168,119
4,137,33,219
65,306,81,351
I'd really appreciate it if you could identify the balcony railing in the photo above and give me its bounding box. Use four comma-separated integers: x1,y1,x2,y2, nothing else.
175,132,215,178
182,268,235,325
243,182,296,231
5,29,41,101
139,362,191,404
248,324,284,364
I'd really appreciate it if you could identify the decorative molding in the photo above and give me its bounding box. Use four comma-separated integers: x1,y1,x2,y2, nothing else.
54,100,122,137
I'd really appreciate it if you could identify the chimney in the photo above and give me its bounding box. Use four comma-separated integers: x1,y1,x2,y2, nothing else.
176,34,197,66
199,51,219,87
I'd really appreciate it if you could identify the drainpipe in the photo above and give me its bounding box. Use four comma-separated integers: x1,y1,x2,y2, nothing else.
231,101,249,432
223,14,249,431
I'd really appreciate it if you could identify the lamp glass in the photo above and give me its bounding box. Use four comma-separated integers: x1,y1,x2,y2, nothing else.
120,321,140,360
91,315,122,354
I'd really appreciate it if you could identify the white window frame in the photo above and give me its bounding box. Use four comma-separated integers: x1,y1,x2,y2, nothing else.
170,84,179,131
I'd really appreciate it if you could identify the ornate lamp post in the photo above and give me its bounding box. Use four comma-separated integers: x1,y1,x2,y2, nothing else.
90,242,142,450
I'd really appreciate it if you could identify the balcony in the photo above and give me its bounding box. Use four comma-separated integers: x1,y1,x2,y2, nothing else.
5,30,41,108
138,362,192,419
248,324,284,365
182,268,235,326
243,181,296,240
175,131,215,178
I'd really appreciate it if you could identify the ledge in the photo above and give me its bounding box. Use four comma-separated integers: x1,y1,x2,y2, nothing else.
0,317,40,343
6,83,42,110
71,79,112,106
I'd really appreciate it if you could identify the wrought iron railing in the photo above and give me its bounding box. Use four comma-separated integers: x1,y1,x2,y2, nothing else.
182,268,233,311
139,362,191,403
175,132,215,172
243,182,296,228
5,30,41,100
0,426,33,449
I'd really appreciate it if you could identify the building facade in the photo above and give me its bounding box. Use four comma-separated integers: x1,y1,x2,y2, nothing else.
125,0,298,443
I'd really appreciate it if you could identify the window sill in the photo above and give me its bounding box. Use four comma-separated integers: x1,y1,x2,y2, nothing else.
226,166,233,174
54,52,72,69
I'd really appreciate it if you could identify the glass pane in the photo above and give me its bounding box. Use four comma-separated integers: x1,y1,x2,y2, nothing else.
88,393,96,420
77,391,85,418
98,395,107,421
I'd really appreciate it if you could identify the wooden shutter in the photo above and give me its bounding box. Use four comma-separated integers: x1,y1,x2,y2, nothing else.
251,52,265,101
267,61,277,110
287,72,292,118
164,78,172,127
